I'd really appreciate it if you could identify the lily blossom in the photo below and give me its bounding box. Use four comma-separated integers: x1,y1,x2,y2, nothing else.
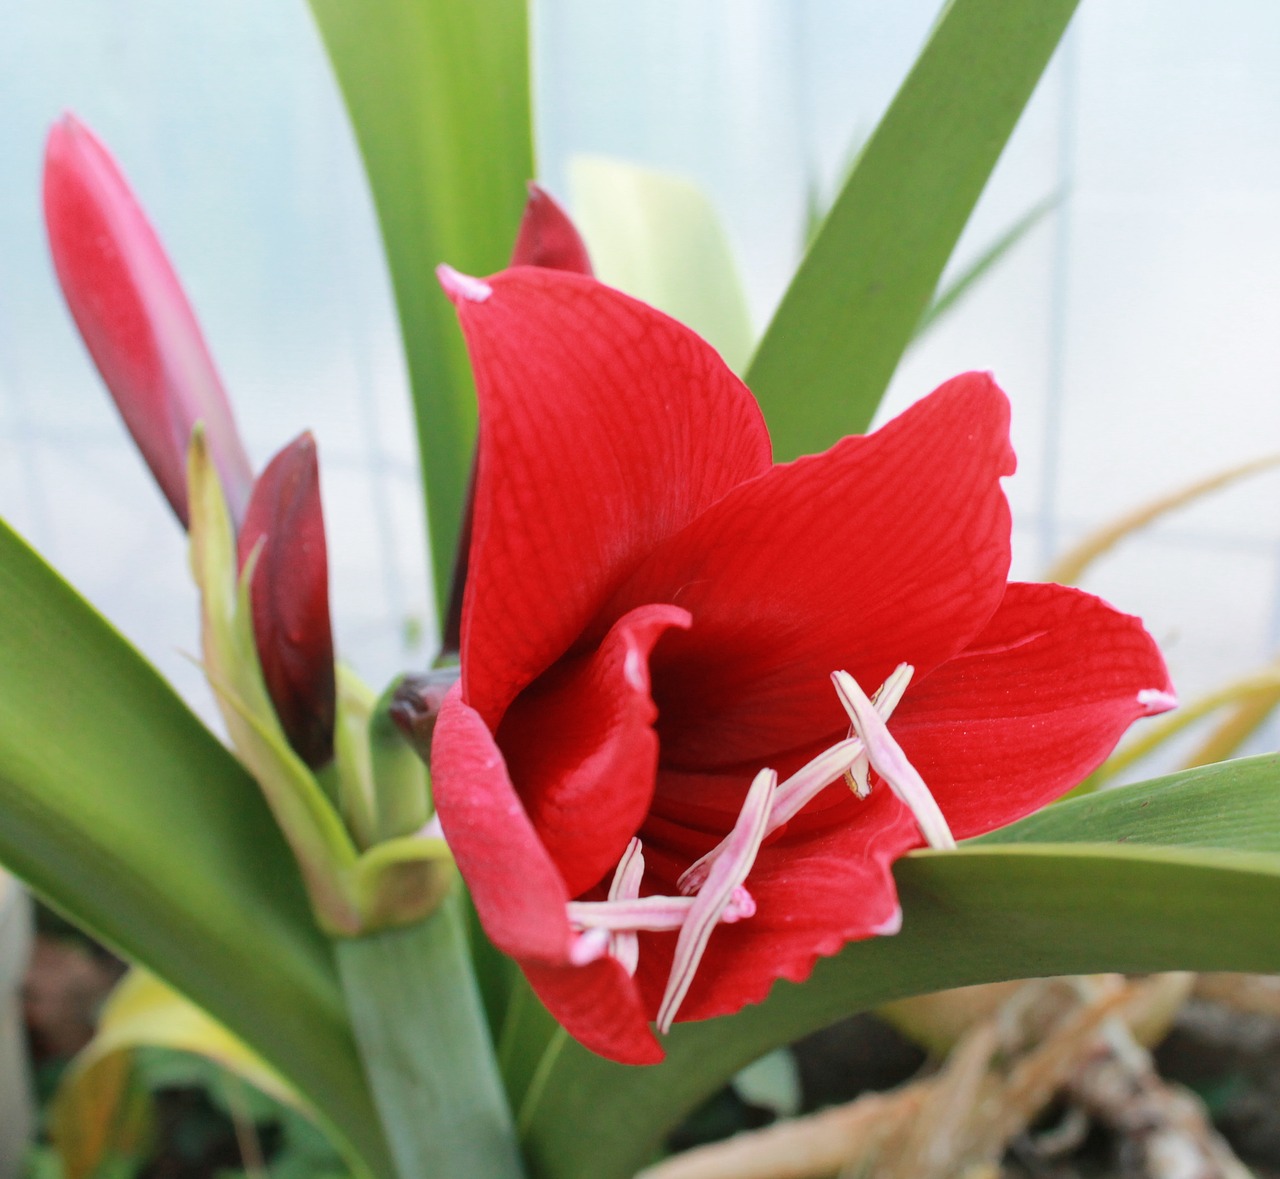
237,433,337,770
43,113,253,527
426,265,1174,1065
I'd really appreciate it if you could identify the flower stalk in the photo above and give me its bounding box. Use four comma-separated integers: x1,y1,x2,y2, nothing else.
334,896,526,1179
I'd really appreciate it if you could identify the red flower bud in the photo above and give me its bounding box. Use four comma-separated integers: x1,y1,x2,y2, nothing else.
43,113,253,527
237,433,336,769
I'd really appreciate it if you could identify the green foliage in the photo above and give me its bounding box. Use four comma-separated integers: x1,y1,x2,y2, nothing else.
306,0,535,620
746,0,1079,450
0,519,391,1177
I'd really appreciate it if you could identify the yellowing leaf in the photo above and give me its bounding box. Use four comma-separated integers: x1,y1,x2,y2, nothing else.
51,970,312,1179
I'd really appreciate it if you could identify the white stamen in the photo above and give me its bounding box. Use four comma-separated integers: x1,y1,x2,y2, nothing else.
844,663,914,796
568,895,696,932
832,670,956,851
657,768,776,1033
678,737,863,895
679,665,916,896
606,838,645,975
568,926,611,966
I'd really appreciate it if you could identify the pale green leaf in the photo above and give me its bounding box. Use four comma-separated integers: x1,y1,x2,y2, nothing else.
915,192,1058,339
568,156,755,374
51,970,309,1179
1046,452,1280,585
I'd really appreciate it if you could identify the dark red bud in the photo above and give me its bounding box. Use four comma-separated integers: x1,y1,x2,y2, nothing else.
237,433,336,769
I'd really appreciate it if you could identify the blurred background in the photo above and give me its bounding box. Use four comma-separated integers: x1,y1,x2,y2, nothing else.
2,0,1279,769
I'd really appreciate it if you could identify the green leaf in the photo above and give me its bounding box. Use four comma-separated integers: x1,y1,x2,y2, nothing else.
306,0,535,620
335,898,525,1179
746,0,1079,453
0,519,392,1178
568,156,755,374
979,752,1280,850
517,757,1280,1179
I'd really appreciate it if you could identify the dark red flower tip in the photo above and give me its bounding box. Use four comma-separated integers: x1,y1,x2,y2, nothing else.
237,433,336,769
510,183,594,275
43,114,254,528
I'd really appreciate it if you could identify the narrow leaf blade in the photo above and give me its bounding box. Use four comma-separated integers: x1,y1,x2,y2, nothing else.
746,0,1079,451
306,0,534,618
0,519,391,1176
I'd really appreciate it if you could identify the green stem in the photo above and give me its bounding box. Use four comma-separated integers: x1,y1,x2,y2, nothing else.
334,898,526,1179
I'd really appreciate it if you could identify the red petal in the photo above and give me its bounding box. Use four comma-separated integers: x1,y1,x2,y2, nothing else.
893,581,1177,839
522,958,662,1065
43,114,253,527
498,603,691,898
237,434,336,769
431,686,577,963
510,184,594,275
432,686,659,1063
608,372,1016,769
441,267,772,727
634,780,917,1022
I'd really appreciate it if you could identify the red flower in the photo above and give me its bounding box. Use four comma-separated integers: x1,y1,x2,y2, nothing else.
429,266,1174,1066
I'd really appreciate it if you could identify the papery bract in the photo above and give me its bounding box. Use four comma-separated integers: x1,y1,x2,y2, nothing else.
424,266,1173,1065
238,433,337,770
43,113,253,527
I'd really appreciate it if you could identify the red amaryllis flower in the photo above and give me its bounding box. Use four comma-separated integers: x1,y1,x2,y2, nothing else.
429,265,1174,1065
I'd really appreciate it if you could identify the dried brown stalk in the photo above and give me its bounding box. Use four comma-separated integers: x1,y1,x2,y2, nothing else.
639,973,1249,1179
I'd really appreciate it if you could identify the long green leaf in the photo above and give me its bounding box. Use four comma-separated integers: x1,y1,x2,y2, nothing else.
746,0,1078,452
979,752,1280,848
519,756,1280,1179
306,0,534,618
0,520,392,1177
